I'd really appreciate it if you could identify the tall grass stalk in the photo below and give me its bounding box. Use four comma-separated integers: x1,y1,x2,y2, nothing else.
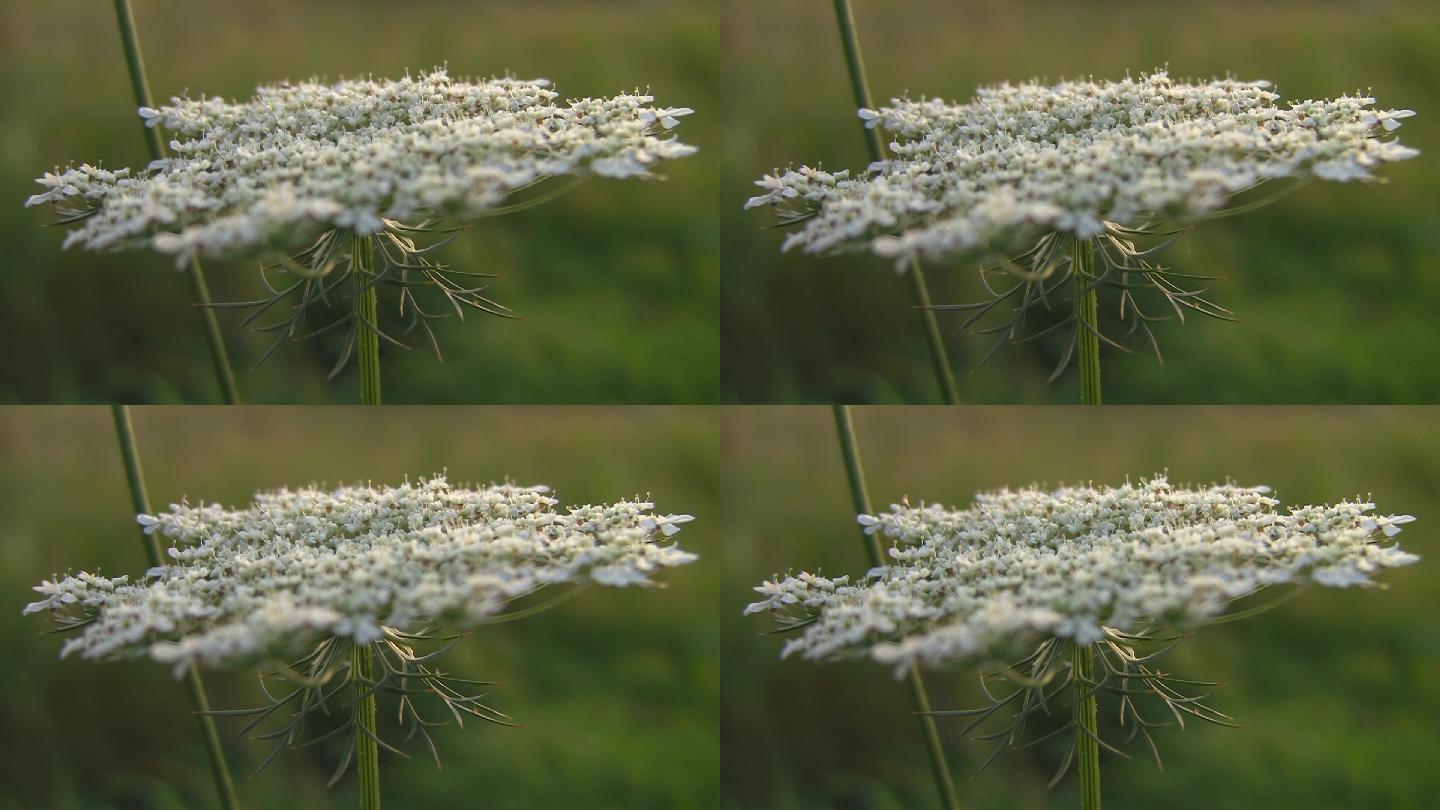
829,0,960,404
353,236,382,405
110,405,241,810
111,0,241,404
831,405,961,810
1074,240,1102,405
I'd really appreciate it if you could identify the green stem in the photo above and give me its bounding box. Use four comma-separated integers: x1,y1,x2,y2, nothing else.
1074,239,1101,405
353,236,382,405
111,0,241,405
830,0,959,404
111,406,241,810
832,406,962,810
353,644,381,810
1073,644,1102,810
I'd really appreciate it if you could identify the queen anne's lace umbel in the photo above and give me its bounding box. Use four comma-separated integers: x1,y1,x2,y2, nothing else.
746,477,1417,673
26,69,697,260
25,476,696,672
746,71,1416,264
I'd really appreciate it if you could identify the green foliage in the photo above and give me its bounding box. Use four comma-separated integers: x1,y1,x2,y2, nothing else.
723,0,1440,403
721,407,1440,809
0,0,718,404
0,407,720,809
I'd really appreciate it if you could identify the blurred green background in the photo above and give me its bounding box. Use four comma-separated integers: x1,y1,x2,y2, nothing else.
0,406,718,809
0,0,717,404
722,406,1440,809
722,0,1440,403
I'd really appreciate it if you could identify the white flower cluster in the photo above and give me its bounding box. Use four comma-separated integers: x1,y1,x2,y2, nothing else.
746,70,1416,265
25,475,696,672
27,69,696,260
746,476,1417,674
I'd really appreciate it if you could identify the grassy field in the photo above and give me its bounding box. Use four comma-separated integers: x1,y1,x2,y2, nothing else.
721,407,1440,809
722,0,1440,403
0,407,719,810
0,0,718,404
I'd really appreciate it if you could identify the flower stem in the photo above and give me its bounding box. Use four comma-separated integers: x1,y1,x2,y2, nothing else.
353,644,381,810
830,0,959,404
111,0,241,405
353,236,382,405
1073,643,1102,810
1074,239,1102,405
832,405,962,810
111,405,241,810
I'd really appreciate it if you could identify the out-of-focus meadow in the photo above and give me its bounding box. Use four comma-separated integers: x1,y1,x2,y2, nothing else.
0,407,719,810
0,0,718,404
722,0,1440,403
721,407,1440,809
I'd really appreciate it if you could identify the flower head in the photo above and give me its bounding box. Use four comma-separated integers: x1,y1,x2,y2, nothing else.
746,475,1417,673
26,69,697,368
26,475,697,672
29,68,697,260
746,71,1417,369
748,70,1415,263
